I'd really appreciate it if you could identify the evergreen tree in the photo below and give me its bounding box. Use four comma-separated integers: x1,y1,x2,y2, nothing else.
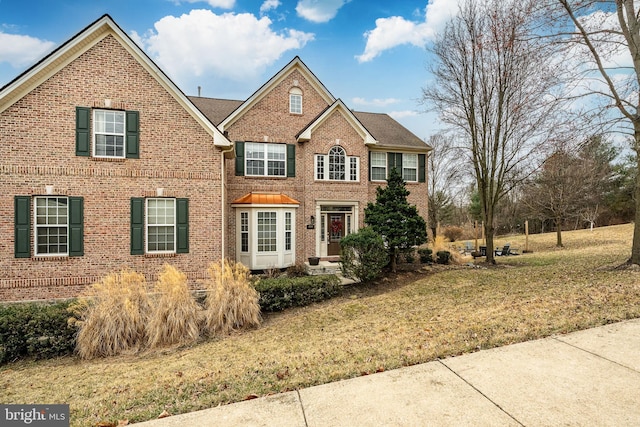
365,168,427,272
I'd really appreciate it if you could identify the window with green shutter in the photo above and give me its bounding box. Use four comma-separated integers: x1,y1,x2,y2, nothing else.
76,107,139,158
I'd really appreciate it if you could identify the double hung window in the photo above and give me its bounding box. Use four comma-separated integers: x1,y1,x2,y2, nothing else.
246,143,286,177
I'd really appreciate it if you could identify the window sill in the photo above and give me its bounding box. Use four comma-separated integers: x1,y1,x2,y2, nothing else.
243,175,288,180
91,157,126,163
145,253,177,258
32,256,70,261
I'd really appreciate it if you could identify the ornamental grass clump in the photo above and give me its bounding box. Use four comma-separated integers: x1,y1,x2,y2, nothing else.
147,264,201,349
71,270,150,359
203,260,261,335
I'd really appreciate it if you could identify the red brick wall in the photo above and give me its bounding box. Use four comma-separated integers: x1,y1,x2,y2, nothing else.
0,35,224,301
224,65,429,263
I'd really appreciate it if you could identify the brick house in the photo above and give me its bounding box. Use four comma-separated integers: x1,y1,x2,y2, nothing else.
0,15,430,301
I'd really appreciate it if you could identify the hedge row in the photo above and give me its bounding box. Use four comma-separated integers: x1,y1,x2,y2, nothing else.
255,274,342,312
0,301,77,364
0,274,343,364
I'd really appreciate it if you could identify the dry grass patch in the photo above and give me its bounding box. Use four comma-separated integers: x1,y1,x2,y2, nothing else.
2,224,639,426
70,270,149,359
203,260,261,335
147,264,201,348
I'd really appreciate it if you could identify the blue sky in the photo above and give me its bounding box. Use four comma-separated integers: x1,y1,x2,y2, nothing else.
0,0,458,141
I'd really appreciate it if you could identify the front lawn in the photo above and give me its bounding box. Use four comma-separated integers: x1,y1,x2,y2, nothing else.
1,223,638,426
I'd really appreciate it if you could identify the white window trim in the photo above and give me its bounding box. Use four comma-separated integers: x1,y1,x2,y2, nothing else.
257,211,278,253
289,87,303,114
245,142,286,177
315,153,360,182
93,109,126,159
34,196,69,257
403,153,419,183
370,152,387,182
240,211,249,253
146,198,177,254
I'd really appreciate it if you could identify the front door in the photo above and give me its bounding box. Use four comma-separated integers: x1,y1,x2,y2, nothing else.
327,214,345,256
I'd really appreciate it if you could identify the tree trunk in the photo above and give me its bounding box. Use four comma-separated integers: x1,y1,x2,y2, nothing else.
390,247,398,273
556,216,564,247
631,132,640,264
484,218,495,264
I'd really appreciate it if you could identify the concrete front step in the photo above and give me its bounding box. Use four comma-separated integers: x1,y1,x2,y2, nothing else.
305,260,342,276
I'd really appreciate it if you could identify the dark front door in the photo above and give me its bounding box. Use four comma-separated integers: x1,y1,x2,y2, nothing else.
327,214,345,256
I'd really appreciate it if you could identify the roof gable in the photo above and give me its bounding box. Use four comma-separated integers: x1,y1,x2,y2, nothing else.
297,99,377,145
0,14,231,149
219,56,335,132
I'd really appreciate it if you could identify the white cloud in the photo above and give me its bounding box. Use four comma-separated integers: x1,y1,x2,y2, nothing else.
389,110,419,119
137,9,314,84
356,0,458,62
352,97,401,107
260,0,281,15
296,0,349,23
181,0,235,8
0,32,55,67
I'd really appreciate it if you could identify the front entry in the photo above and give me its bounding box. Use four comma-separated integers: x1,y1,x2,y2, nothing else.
327,213,345,256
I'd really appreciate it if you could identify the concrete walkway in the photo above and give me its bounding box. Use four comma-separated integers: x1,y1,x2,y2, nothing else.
135,319,640,426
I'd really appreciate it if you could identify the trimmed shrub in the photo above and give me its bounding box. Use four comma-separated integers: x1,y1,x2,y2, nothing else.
286,262,308,278
418,248,433,264
0,301,76,364
340,227,388,283
147,264,201,348
256,275,342,312
436,250,451,265
203,260,261,335
442,226,464,242
70,270,150,359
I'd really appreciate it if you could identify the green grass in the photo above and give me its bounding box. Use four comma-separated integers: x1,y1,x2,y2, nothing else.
1,223,639,426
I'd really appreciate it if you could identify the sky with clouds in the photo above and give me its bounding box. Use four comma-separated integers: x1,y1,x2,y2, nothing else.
0,0,460,140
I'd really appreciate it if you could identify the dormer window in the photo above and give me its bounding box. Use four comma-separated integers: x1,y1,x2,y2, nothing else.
289,87,302,114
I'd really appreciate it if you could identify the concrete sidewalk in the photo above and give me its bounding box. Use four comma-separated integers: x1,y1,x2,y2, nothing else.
135,319,640,426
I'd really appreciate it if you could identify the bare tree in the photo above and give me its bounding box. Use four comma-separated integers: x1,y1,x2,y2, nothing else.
550,0,640,264
427,132,468,238
521,149,594,246
423,0,567,263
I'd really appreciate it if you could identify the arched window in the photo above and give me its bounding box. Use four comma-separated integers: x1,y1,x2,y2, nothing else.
328,146,346,180
289,87,302,114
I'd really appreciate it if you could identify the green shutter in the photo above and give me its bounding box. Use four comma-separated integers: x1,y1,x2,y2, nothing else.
14,196,31,258
68,197,84,257
131,198,144,255
76,107,90,156
388,153,402,177
235,141,244,176
418,154,426,183
176,198,189,254
286,144,296,177
368,151,372,181
126,110,139,159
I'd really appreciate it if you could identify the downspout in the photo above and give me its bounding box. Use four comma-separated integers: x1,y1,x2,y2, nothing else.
220,142,235,263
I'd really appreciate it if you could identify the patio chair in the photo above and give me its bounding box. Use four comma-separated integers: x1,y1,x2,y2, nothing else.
494,244,511,256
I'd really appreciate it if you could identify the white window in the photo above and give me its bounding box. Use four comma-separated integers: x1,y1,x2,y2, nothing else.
147,198,176,253
94,110,125,158
34,197,68,256
241,212,249,253
257,212,277,252
246,143,286,177
329,146,346,180
403,153,418,182
289,87,302,114
315,147,360,182
370,152,387,181
285,212,292,251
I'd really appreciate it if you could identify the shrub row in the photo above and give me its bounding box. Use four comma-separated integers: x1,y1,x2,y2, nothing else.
0,301,76,364
255,275,342,312
1,273,343,364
